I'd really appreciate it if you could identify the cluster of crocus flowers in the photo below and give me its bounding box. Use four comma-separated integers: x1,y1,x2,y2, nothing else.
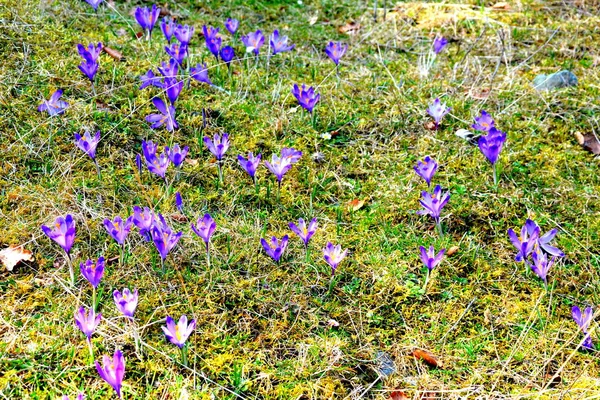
41,214,76,283
142,140,172,179
38,89,68,116
472,111,507,185
414,156,438,187
135,4,160,40
572,306,594,350
77,42,102,86
507,219,564,287
96,349,125,398
427,98,450,129
418,185,450,237
203,25,221,59
191,214,216,266
292,84,320,114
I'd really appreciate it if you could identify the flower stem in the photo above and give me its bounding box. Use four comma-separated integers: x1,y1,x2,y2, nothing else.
327,273,336,297
436,219,444,238
181,344,188,367
87,338,94,364
92,287,97,312
161,257,165,275
205,242,211,268
277,180,282,202
493,163,498,186
305,243,310,263
94,159,102,179
217,162,223,185
423,269,430,293
66,252,75,286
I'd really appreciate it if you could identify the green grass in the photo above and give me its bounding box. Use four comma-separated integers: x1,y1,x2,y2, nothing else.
1,0,600,398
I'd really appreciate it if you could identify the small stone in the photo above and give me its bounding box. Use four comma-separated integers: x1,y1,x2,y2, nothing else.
533,70,577,91
375,351,396,377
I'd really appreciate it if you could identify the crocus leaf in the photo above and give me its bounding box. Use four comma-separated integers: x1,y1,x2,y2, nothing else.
411,349,441,368
0,246,34,271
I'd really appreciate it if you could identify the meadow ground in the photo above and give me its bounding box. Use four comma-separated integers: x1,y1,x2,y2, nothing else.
1,0,600,398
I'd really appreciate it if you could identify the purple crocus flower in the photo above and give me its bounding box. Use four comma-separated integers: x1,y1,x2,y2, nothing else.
132,206,154,240
152,213,182,261
190,63,212,85
528,249,555,286
191,214,216,247
289,218,317,247
41,214,76,255
175,192,183,212
135,154,143,174
225,18,239,35
478,127,507,165
261,235,289,263
74,130,101,160
414,156,438,186
325,41,347,65
241,30,265,55
220,46,235,65
77,42,102,62
264,148,302,183
419,245,445,271
165,43,188,65
433,36,448,54
291,84,320,113
237,152,261,182
85,0,102,11
162,315,196,349
38,89,68,116
160,17,176,43
270,29,295,55
135,4,160,37
142,140,171,178
203,25,221,58
62,393,85,400
166,143,188,167
95,349,125,398
75,306,101,341
203,133,230,161
426,98,450,129
323,242,348,275
418,185,450,230
158,58,178,78
472,110,495,132
113,288,138,318
146,97,178,132
525,220,565,258
174,24,195,45
80,256,105,288
78,59,99,83
507,221,540,262
139,70,164,90
164,77,183,105
103,216,134,246
572,306,594,350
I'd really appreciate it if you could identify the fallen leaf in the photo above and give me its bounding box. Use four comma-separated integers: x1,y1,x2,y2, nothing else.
327,319,339,328
491,2,511,10
446,246,459,256
308,13,318,25
103,46,125,61
338,21,360,35
348,199,365,211
420,392,437,400
0,246,34,271
390,390,409,400
184,158,199,166
135,31,144,39
468,87,490,100
424,121,436,131
574,132,600,154
171,214,188,222
106,256,119,265
411,349,441,368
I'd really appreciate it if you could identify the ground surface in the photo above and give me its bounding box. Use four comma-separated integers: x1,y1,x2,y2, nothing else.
1,0,600,399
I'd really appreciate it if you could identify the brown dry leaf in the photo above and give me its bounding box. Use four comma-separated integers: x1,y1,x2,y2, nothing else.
424,121,436,131
574,132,600,154
103,46,125,61
135,31,144,39
420,392,437,400
348,199,365,212
106,256,119,265
171,214,188,223
468,87,490,100
491,2,511,10
390,390,410,400
411,349,441,368
184,158,199,166
0,246,34,271
338,21,360,35
446,246,459,256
